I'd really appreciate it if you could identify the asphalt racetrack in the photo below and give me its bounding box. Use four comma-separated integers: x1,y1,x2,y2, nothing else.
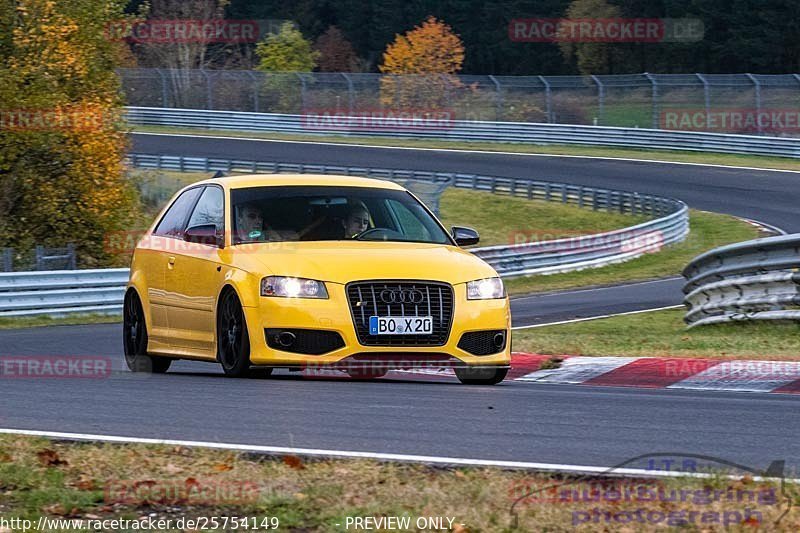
2,133,798,472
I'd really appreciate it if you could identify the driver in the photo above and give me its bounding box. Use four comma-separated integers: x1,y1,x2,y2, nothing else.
235,203,279,242
343,201,371,238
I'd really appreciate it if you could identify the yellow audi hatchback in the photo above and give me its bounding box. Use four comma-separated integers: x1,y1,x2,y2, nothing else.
124,174,511,385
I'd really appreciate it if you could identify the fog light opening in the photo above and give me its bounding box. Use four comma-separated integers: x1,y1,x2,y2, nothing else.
493,332,506,350
277,331,296,348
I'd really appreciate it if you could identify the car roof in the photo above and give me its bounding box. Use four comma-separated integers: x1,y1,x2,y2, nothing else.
193,173,407,191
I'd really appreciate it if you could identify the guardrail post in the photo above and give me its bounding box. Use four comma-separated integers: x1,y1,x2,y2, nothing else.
545,183,552,201
526,182,533,200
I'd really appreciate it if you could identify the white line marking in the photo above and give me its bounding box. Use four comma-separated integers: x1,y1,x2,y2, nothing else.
511,277,682,302
0,427,788,481
132,131,800,174
512,305,683,330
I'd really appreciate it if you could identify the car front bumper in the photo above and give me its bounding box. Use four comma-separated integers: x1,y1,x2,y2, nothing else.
242,281,511,369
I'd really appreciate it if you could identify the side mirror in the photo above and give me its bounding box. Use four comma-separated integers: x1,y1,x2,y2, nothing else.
451,226,480,247
185,224,223,248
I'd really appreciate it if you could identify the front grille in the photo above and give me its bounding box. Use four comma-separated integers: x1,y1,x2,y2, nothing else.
265,328,345,355
458,330,507,356
346,281,454,346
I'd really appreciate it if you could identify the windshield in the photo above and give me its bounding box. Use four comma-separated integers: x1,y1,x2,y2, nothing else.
230,185,452,245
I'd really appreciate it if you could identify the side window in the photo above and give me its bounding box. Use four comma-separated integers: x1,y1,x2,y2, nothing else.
387,199,431,241
153,187,202,238
187,186,224,233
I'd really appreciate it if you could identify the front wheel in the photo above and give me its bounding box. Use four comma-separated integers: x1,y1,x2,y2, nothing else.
454,365,508,385
217,289,251,377
123,291,171,373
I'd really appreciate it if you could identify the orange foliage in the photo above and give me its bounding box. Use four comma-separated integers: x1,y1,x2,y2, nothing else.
378,16,465,109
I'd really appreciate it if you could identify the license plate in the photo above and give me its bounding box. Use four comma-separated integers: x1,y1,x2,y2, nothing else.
369,316,433,335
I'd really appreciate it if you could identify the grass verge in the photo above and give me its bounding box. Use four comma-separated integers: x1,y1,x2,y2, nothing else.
504,209,759,295
512,308,800,359
133,125,800,172
439,188,644,247
0,314,120,330
0,434,795,532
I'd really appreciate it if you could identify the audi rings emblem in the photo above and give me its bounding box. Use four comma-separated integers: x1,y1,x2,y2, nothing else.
379,289,424,304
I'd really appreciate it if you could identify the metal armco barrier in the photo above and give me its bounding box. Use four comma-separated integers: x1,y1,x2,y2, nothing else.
683,234,800,327
0,159,688,317
0,269,129,317
126,107,800,158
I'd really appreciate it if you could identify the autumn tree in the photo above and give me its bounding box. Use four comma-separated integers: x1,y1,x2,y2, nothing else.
0,0,140,268
128,0,251,107
314,26,361,72
256,21,319,72
379,16,465,109
558,0,623,75
254,22,319,113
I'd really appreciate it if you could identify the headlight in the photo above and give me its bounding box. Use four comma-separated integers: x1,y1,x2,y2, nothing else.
466,277,505,300
260,276,328,299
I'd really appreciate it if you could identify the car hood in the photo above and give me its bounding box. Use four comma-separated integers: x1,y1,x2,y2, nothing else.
231,241,497,285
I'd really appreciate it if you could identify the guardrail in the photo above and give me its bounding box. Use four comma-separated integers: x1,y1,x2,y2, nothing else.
126,107,800,158
0,269,129,317
0,159,688,317
683,234,800,327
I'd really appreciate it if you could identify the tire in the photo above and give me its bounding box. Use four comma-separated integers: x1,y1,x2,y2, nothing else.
454,365,508,385
217,289,251,377
123,291,171,373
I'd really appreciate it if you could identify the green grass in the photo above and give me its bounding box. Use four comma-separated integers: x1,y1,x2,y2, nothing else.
1,434,794,531
512,308,800,359
439,187,645,247
504,209,760,295
133,124,800,172
0,313,120,330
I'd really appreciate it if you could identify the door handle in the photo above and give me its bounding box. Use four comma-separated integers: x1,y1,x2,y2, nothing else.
167,256,175,269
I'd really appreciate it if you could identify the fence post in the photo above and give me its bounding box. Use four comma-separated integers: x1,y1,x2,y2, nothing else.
67,243,77,270
539,76,553,123
2,248,12,272
591,75,604,125
156,68,169,108
295,73,307,112
341,73,355,114
696,73,710,122
247,71,259,112
644,73,659,129
489,75,503,121
200,69,214,110
745,73,762,135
